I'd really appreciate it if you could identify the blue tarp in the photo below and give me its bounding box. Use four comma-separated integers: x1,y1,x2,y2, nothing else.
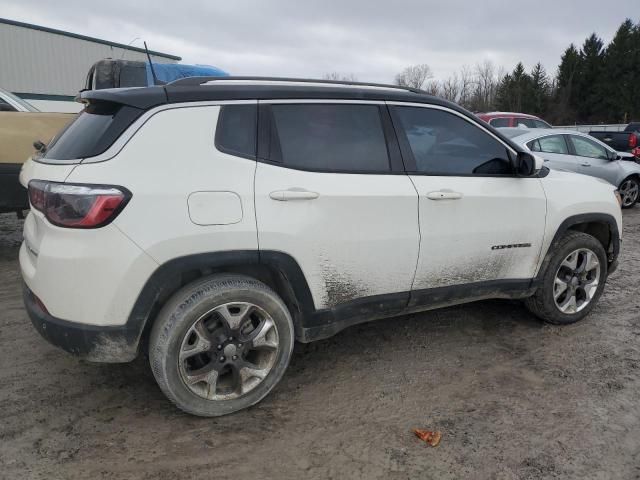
145,63,228,85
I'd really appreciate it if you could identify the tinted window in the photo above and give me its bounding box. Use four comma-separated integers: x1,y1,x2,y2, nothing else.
515,118,536,128
0,89,38,112
570,135,609,160
0,97,17,112
393,106,512,175
534,119,552,128
489,118,510,128
268,104,390,172
537,135,569,154
43,102,141,160
215,104,257,158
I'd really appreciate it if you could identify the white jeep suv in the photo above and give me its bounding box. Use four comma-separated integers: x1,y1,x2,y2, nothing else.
20,77,622,416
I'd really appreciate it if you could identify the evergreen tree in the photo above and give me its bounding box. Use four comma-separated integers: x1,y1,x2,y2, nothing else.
554,44,581,124
494,63,533,113
530,63,550,117
575,33,605,122
600,19,638,123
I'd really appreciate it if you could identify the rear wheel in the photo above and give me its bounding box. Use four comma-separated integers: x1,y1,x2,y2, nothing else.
619,177,639,208
149,274,294,417
525,231,607,325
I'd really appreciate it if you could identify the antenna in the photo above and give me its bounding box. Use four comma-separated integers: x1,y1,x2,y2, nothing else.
121,37,140,59
144,41,162,85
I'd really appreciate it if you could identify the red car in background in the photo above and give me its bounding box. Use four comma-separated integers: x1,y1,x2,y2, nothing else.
477,112,552,128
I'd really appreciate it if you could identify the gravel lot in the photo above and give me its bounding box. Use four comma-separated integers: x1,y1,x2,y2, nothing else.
1,210,640,480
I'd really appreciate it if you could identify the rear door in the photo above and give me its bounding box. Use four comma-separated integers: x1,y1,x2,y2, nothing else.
254,101,420,312
388,102,547,293
527,134,578,172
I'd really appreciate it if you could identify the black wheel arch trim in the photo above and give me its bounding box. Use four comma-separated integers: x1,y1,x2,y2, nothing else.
128,250,317,346
535,213,621,284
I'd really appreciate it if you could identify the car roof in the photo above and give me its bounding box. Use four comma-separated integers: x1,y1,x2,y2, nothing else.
479,111,540,119
77,76,524,154
79,77,453,111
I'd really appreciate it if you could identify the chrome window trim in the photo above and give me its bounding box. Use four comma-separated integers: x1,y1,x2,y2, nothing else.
385,101,518,156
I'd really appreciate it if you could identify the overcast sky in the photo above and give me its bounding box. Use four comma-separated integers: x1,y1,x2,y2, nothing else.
2,0,636,83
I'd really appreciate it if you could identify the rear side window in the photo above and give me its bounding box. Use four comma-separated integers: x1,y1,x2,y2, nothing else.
515,118,536,128
534,135,569,154
43,101,141,160
265,104,390,172
392,106,513,175
489,118,510,128
215,104,257,158
533,119,552,128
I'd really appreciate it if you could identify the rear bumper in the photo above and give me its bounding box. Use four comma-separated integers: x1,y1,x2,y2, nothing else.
0,163,28,213
23,284,139,363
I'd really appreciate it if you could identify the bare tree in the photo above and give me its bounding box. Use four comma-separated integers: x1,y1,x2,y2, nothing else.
471,60,500,112
440,73,460,102
394,64,433,90
458,65,474,109
424,79,441,96
322,72,358,82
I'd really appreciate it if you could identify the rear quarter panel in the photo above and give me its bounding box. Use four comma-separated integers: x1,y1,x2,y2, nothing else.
64,104,259,265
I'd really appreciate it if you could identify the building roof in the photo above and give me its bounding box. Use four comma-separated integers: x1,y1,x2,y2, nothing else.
0,17,181,61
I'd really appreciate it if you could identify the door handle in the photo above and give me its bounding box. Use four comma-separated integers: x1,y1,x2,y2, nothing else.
269,189,320,201
581,162,591,167
426,190,463,200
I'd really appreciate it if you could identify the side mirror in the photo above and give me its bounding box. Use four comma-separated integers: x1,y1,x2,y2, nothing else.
616,151,635,161
515,152,543,176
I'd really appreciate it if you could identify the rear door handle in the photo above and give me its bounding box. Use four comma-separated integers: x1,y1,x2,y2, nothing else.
426,190,463,200
269,189,320,201
581,162,591,167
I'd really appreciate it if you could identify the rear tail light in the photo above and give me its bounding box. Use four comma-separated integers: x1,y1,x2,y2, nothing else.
629,134,637,149
28,180,131,228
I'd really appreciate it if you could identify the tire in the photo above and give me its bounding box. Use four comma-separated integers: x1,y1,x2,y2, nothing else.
149,274,294,417
619,176,639,208
524,231,607,325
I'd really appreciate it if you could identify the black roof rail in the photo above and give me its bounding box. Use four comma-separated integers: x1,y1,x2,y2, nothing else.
166,75,425,94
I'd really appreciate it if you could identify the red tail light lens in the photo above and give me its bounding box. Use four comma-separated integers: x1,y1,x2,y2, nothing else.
629,134,637,149
28,180,131,228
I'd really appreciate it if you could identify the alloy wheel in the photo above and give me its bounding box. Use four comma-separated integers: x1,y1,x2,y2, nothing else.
553,248,601,314
619,179,639,207
178,302,279,401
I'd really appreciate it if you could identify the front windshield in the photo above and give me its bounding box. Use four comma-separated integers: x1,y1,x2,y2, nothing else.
0,88,39,112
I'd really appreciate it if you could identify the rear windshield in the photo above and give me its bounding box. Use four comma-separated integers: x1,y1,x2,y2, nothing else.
42,101,142,160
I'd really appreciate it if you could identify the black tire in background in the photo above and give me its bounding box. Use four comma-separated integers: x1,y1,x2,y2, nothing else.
149,274,294,417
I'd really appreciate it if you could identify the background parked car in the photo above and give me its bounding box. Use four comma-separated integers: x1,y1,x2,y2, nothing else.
476,112,552,129
502,127,640,208
589,123,640,158
0,87,73,214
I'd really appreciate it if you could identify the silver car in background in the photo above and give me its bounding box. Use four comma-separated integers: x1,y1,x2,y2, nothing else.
502,128,640,208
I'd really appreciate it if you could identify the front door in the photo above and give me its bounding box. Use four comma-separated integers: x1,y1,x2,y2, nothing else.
388,103,547,294
566,134,620,186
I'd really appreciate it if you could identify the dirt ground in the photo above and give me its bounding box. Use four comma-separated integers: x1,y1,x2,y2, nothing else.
1,210,640,480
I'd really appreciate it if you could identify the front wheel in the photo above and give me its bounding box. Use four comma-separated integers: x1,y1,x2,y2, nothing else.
525,231,607,325
149,274,294,417
619,177,639,208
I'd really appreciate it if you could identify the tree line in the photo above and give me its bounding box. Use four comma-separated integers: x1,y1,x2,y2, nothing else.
326,18,640,125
